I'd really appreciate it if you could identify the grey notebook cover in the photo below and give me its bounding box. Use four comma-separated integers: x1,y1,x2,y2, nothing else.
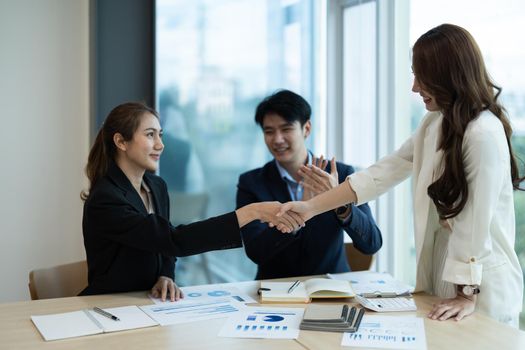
300,306,364,333
302,304,348,323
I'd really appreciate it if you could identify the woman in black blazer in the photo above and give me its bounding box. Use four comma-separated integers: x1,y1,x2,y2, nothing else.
80,102,301,300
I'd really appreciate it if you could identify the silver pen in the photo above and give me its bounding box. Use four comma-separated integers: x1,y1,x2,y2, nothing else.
93,307,120,321
287,280,300,294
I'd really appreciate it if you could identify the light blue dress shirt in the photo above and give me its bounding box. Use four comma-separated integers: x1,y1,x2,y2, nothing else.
274,152,312,201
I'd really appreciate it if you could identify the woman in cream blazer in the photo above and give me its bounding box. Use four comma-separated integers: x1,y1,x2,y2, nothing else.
277,24,523,327
347,110,523,326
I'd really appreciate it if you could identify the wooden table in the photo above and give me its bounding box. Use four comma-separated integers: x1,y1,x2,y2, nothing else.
1,279,524,349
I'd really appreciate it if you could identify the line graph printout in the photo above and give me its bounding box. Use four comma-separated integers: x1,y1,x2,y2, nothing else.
140,297,245,326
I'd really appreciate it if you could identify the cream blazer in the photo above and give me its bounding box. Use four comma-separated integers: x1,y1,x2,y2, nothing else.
348,111,523,323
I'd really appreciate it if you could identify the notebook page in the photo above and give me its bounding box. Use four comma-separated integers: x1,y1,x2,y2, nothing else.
86,306,158,333
31,310,102,341
304,278,354,297
260,282,309,301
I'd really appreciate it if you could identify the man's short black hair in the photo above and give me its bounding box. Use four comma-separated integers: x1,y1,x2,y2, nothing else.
254,89,311,127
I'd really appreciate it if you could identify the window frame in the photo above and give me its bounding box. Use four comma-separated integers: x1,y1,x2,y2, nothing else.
326,0,413,281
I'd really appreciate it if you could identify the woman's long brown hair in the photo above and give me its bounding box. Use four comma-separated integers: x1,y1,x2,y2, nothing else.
412,24,523,219
80,102,159,200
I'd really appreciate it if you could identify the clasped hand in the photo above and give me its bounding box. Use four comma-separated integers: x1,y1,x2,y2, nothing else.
255,201,305,233
256,201,316,233
259,156,338,232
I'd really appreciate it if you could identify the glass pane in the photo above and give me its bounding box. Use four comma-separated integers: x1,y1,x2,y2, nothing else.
409,0,525,329
342,1,377,246
342,1,376,169
156,0,317,285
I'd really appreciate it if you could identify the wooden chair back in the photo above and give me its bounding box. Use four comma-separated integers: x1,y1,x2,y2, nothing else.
28,260,88,300
345,243,374,271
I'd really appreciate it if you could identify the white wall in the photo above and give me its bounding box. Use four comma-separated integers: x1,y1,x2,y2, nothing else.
0,0,90,302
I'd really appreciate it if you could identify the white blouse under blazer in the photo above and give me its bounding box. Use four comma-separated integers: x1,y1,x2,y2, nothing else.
348,110,523,324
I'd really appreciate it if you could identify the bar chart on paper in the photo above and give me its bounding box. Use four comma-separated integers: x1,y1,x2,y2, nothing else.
235,324,289,331
219,307,304,339
341,315,427,349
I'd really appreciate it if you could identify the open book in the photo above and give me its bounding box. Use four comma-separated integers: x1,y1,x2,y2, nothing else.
260,278,354,303
31,306,158,341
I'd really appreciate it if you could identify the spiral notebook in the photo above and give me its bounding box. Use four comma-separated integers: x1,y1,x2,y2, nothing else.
31,306,158,341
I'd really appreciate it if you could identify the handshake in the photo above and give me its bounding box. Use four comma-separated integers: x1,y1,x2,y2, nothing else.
249,201,315,233
240,156,347,233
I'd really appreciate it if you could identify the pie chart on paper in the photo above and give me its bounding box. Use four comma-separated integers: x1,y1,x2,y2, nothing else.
263,315,284,322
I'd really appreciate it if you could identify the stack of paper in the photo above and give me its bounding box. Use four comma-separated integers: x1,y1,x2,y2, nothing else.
328,271,414,297
328,272,417,312
355,295,417,312
299,304,365,333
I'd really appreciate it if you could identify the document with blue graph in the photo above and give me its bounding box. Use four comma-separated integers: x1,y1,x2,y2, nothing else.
341,315,427,349
140,297,245,326
149,284,257,304
218,307,304,339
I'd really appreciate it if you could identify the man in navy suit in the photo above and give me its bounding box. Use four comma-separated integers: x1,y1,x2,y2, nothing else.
236,90,382,279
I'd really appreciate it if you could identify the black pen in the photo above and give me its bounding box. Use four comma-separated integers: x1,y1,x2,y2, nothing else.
93,307,120,321
257,287,271,295
287,280,300,294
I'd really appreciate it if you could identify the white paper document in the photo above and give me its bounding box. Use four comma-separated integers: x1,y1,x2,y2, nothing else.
218,307,304,339
149,284,256,304
140,297,244,326
31,306,158,341
355,295,417,312
328,271,414,297
341,315,427,349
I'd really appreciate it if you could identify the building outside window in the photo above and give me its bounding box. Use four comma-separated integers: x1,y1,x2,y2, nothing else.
156,0,320,285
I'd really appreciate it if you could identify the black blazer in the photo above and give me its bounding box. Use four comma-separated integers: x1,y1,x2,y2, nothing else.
80,162,241,295
237,160,382,280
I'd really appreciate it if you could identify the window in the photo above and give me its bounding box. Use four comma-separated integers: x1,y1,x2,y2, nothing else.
342,1,376,169
156,0,320,285
331,0,413,278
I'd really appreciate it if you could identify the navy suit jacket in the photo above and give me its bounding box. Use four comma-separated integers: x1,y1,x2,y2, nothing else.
81,162,241,295
236,160,382,280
